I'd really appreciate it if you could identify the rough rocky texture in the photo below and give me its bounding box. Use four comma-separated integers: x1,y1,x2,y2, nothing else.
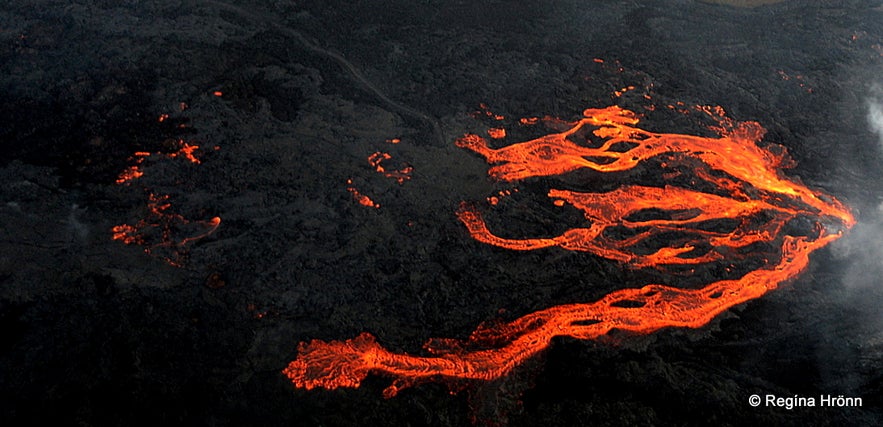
700,0,787,7
1,0,881,425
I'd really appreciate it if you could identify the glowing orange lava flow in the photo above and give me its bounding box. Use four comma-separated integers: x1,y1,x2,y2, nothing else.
112,193,221,265
346,179,380,209
368,151,413,184
284,105,854,398
112,137,219,266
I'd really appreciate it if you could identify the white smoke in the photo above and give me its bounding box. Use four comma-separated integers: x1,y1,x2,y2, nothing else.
868,85,883,150
812,83,883,395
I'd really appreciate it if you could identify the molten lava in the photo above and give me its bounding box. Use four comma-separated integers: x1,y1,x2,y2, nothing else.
284,105,854,398
367,152,413,185
487,127,507,139
346,178,380,209
111,193,221,265
114,140,203,185
112,136,220,266
115,151,151,185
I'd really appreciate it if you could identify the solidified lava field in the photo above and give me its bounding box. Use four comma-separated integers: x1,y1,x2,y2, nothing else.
1,1,882,426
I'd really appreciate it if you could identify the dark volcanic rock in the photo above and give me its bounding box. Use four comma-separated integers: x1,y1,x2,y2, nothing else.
0,0,881,426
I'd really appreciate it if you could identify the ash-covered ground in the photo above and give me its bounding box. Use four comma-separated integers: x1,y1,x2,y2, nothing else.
1,0,882,425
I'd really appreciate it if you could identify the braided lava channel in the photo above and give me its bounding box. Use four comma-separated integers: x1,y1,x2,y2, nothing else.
283,105,854,399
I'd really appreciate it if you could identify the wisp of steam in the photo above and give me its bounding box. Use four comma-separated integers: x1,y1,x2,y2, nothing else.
869,84,883,151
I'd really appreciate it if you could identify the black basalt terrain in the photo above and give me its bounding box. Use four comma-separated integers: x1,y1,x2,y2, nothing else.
0,1,881,426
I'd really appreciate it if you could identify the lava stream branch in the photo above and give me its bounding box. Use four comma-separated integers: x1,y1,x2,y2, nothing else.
455,106,853,227
456,184,802,268
284,232,838,397
284,104,854,398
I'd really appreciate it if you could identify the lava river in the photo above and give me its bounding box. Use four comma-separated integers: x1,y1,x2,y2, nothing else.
283,105,855,399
